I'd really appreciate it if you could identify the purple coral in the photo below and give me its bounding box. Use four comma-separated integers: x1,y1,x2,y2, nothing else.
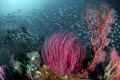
0,66,5,80
41,30,86,76
0,65,13,80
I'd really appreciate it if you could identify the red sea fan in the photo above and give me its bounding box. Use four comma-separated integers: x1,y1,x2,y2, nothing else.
82,3,115,74
41,30,86,77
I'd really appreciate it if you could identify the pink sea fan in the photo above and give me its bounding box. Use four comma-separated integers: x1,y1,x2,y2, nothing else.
41,30,86,76
110,47,119,63
109,47,120,79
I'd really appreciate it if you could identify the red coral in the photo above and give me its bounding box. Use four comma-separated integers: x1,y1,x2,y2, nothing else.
82,3,115,74
90,50,107,71
41,30,86,76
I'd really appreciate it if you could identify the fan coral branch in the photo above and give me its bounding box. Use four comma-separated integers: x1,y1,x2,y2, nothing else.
82,3,115,74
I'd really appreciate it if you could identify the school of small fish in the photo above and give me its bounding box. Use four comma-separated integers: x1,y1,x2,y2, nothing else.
0,4,120,57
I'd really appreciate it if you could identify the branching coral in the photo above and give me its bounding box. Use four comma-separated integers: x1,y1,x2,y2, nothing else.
82,2,115,74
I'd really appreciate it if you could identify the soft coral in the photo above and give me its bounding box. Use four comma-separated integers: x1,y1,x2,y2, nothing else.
109,47,120,80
